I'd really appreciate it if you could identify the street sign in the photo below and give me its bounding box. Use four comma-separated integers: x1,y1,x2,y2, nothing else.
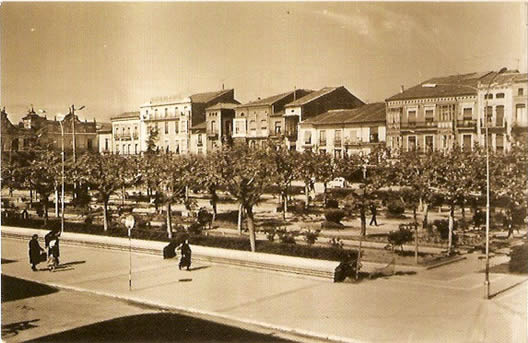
125,215,135,230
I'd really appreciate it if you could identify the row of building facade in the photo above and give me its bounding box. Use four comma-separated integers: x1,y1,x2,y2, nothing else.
2,70,527,158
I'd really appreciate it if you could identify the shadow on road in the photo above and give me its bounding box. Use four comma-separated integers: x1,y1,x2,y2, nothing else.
1,258,17,264
1,275,58,303
60,260,86,267
27,313,296,342
2,319,40,339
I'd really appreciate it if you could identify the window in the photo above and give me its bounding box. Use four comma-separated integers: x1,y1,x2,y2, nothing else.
105,138,109,151
425,108,434,122
260,119,267,130
165,121,168,134
249,120,256,132
116,144,120,154
334,149,342,159
87,139,93,151
134,126,138,138
155,109,158,118
425,136,434,152
486,106,493,122
516,104,526,123
407,136,416,151
407,110,417,123
518,88,524,96
128,144,131,154
439,104,455,121
463,135,472,151
335,130,342,146
485,94,493,100
127,127,131,137
211,120,216,133
197,134,203,146
165,108,168,117
496,106,504,126
463,108,473,120
370,127,379,142
496,134,504,152
320,130,326,146
304,131,312,144
175,120,179,134
135,144,138,154
274,122,281,134
496,93,505,99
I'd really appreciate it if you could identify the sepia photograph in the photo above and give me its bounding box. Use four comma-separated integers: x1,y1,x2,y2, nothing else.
1,1,527,342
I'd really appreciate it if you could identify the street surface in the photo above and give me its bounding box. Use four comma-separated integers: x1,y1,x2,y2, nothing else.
2,237,527,343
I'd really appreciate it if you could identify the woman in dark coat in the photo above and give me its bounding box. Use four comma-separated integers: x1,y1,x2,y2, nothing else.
29,234,44,271
177,240,192,271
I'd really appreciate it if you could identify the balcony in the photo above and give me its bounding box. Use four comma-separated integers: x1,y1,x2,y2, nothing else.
456,119,477,128
319,140,327,147
414,121,437,129
115,133,132,141
207,131,219,138
334,139,342,147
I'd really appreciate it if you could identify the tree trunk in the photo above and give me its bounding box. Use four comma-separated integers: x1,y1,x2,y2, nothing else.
360,206,367,236
282,192,287,221
305,183,310,207
166,202,172,239
414,224,419,264
55,188,59,217
43,196,49,225
245,205,257,252
103,199,109,231
422,203,429,229
323,183,328,207
237,203,243,235
448,206,454,255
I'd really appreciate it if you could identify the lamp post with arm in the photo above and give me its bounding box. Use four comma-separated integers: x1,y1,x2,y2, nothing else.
430,67,507,299
483,67,507,299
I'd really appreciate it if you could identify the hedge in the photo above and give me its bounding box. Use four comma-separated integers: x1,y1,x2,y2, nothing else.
509,243,528,274
2,216,357,262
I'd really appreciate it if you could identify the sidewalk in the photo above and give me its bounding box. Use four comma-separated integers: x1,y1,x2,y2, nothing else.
2,236,526,343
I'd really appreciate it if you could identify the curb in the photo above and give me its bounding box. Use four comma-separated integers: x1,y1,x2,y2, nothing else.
425,255,467,270
3,273,364,343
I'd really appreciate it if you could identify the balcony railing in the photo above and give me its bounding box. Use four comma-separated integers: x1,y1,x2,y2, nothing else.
319,140,326,146
334,139,342,147
456,119,477,128
115,133,132,141
414,121,437,129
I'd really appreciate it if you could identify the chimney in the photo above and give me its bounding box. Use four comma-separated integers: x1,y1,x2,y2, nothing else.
222,83,224,90
400,85,405,93
294,86,297,101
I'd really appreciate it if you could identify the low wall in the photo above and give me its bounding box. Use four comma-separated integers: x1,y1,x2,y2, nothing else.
2,226,339,282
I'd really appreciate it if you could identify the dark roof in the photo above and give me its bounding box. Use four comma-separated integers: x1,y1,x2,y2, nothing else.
190,89,233,103
110,111,140,120
285,87,338,107
238,89,313,107
96,122,112,133
190,121,206,131
206,102,240,111
302,103,386,126
387,70,525,101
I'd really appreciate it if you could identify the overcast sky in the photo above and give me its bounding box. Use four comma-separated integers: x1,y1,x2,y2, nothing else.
1,2,526,123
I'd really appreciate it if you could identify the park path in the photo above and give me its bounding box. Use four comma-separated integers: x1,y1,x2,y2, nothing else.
2,236,526,343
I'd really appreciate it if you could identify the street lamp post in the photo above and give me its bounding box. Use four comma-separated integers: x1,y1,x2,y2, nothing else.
483,67,507,299
420,68,507,299
56,116,66,235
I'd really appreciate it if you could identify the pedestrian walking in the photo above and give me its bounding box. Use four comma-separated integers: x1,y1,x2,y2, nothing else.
177,240,192,271
369,203,378,226
47,239,59,271
45,229,61,265
28,234,45,271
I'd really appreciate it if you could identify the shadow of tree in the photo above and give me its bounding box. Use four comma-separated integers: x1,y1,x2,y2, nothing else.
2,319,40,338
27,313,295,342
1,275,58,303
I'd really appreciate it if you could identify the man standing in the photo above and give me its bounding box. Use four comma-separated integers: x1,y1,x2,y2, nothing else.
28,234,44,271
369,203,378,226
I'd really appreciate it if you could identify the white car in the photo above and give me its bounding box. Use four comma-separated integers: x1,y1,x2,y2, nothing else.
328,177,346,189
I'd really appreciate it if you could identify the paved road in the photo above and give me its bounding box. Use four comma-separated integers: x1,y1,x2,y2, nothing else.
2,237,527,343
